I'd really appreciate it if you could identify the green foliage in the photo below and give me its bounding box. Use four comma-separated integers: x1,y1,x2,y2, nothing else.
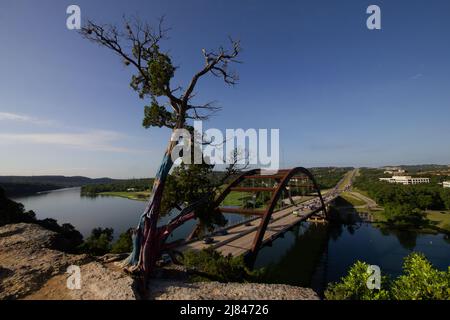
0,176,115,197
440,189,450,211
354,168,450,230
143,99,177,128
354,168,450,210
0,183,60,197
127,42,178,129
390,253,450,300
335,193,366,207
325,261,390,300
182,248,261,283
0,187,36,226
309,167,352,189
79,227,114,256
38,218,83,251
130,46,175,99
81,178,154,195
161,163,228,230
383,204,427,226
147,51,175,95
325,252,450,300
111,229,133,254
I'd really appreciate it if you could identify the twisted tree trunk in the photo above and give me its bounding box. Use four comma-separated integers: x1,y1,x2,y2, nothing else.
123,123,184,278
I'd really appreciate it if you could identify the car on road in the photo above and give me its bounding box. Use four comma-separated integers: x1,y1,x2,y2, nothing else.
216,229,228,236
203,236,214,244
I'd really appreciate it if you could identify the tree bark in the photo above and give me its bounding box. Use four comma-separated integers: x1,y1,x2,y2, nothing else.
126,120,185,276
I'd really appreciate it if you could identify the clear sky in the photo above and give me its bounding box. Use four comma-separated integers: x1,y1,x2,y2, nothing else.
1,0,449,178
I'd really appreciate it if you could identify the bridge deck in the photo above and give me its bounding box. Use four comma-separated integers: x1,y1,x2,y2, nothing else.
178,196,334,257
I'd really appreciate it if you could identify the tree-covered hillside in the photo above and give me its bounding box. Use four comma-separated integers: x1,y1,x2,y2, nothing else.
0,176,117,197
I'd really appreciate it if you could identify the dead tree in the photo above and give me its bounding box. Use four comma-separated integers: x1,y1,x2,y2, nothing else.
80,16,242,278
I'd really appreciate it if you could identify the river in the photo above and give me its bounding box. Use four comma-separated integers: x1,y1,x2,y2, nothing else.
13,187,450,290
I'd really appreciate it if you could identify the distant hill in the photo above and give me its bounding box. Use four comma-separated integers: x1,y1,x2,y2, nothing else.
0,176,118,197
400,164,449,173
0,175,115,186
381,164,450,173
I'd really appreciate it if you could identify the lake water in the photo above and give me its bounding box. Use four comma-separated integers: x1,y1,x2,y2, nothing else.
13,188,145,239
13,188,450,290
254,222,450,292
12,187,247,241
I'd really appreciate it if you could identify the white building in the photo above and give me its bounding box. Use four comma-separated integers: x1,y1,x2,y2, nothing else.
383,169,406,175
379,176,430,185
443,181,450,188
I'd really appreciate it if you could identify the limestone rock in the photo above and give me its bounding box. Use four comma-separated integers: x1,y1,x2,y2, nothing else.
0,223,320,300
149,280,320,300
0,223,90,299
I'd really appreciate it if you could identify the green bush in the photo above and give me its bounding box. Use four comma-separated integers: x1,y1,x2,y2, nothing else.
0,187,36,226
390,253,450,300
325,252,450,300
111,229,133,253
325,261,389,300
80,178,154,195
78,227,114,256
383,204,427,226
182,248,261,283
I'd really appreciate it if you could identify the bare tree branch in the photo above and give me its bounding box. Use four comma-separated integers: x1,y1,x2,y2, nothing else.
182,38,241,108
80,17,241,129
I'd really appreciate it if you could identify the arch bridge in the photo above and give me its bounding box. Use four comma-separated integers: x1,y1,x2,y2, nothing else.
170,167,344,265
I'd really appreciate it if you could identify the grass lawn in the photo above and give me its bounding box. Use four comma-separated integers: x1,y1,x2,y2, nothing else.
340,192,367,207
370,209,450,233
222,191,252,206
426,210,450,233
352,187,371,198
99,191,150,201
336,170,354,191
370,210,388,223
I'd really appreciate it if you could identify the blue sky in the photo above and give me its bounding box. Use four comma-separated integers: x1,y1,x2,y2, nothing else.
1,0,449,178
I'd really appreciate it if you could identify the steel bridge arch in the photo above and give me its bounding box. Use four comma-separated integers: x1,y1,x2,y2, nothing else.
213,167,327,265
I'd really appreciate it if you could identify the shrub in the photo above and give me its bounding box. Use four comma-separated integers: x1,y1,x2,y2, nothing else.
383,204,427,226
111,229,133,253
325,252,450,300
79,227,114,256
390,253,450,300
325,261,389,300
37,218,83,251
0,187,36,226
182,248,261,283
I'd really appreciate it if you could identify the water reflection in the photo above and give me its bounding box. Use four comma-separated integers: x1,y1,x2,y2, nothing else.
378,227,418,251
13,188,256,241
254,221,450,294
255,223,329,290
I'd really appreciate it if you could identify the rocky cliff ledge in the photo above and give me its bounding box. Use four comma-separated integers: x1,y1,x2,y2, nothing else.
0,223,319,300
